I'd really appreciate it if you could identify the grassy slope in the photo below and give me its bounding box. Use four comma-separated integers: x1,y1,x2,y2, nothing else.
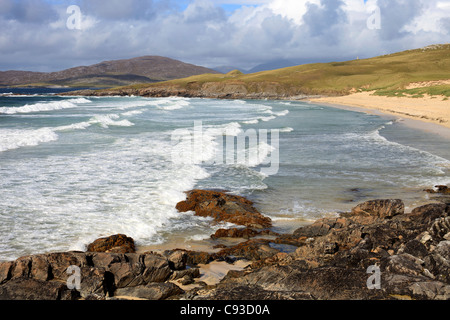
118,44,450,97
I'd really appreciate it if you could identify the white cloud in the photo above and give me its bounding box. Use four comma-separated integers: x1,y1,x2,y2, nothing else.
0,0,448,72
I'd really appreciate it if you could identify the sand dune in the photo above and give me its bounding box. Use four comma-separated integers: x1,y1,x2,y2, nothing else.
310,91,450,131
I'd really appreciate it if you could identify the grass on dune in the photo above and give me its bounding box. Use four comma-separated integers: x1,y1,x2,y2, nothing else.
115,44,450,97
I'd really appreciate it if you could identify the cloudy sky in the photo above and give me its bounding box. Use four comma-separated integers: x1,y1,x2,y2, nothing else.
0,0,449,72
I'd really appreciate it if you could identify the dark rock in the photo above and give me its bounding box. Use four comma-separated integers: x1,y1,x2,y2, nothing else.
3,196,450,301
425,185,450,195
424,241,450,283
410,203,448,225
87,234,136,253
293,217,349,238
211,228,277,240
384,254,425,277
170,268,200,281
398,240,429,258
351,199,404,219
213,239,280,262
185,251,214,266
166,250,188,270
114,282,183,300
0,251,178,300
0,278,72,300
78,267,110,298
197,284,315,300
142,254,173,283
429,216,450,241
0,261,13,285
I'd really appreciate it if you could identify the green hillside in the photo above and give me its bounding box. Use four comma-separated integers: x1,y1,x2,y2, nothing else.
116,44,450,98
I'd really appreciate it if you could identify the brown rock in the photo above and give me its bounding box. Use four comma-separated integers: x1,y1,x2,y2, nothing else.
87,234,136,253
410,203,448,225
166,251,188,270
213,239,279,262
351,199,405,219
293,217,349,238
0,261,13,285
142,254,173,283
0,278,73,301
425,185,450,194
114,282,183,300
211,228,277,239
176,189,272,229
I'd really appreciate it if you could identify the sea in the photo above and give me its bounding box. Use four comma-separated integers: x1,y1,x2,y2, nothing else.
1,88,449,262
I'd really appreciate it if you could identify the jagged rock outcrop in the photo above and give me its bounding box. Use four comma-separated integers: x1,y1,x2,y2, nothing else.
176,189,272,229
87,234,136,254
189,199,450,300
1,192,449,300
0,251,194,300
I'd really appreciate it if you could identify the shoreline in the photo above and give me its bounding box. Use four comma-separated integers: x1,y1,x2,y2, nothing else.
1,189,449,300
308,92,450,139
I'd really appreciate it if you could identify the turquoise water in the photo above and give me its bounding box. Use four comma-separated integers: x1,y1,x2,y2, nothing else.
0,93,449,261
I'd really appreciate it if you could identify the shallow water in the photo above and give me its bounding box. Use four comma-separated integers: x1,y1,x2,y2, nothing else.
0,93,448,261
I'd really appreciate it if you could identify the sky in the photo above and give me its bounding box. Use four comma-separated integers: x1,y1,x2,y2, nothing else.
0,0,449,72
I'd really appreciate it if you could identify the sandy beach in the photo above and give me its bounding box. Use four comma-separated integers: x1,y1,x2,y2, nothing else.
309,91,450,138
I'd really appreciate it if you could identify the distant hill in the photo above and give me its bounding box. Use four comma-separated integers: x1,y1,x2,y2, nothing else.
76,44,449,100
212,66,247,74
0,56,221,88
213,60,304,74
246,59,301,73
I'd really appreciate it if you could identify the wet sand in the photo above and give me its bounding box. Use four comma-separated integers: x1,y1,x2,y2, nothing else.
309,91,450,137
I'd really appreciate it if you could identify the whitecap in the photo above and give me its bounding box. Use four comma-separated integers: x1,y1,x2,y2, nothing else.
0,98,91,115
89,114,134,128
242,119,259,124
122,109,145,116
0,128,58,152
259,115,276,122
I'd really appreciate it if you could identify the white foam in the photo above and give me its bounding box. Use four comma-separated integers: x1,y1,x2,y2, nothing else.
122,109,144,116
0,98,91,115
89,114,134,128
273,110,290,117
238,140,275,168
157,99,191,110
0,128,58,152
242,119,259,124
55,121,92,132
279,127,294,133
67,98,91,104
259,115,277,122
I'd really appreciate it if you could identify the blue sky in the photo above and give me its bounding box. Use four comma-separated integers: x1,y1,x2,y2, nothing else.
0,0,449,71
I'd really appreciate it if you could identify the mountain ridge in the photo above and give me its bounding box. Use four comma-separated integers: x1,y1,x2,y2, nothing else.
67,44,450,100
0,56,221,88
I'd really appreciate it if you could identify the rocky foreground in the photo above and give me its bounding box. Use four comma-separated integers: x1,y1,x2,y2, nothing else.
0,188,449,300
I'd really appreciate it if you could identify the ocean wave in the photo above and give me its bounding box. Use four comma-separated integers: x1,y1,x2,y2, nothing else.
0,98,91,115
262,107,289,117
55,121,92,132
259,115,277,122
89,114,134,128
279,127,294,133
122,109,145,116
242,119,259,124
340,128,450,170
0,128,58,152
54,113,135,132
156,99,191,110
272,110,290,117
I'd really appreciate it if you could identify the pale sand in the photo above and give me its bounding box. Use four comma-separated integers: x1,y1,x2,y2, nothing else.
137,237,253,290
169,260,251,292
309,91,450,138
